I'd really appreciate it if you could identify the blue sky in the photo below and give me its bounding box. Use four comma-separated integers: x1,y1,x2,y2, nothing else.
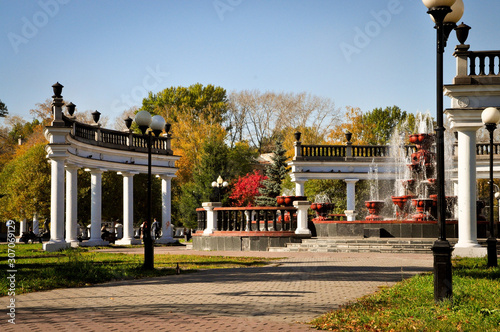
1,0,499,126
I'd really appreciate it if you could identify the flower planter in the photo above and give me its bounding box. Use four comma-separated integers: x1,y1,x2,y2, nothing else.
311,202,334,220
278,195,307,207
391,195,414,219
365,200,385,221
411,198,434,221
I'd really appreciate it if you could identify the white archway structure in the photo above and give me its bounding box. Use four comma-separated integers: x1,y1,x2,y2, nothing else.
43,85,179,252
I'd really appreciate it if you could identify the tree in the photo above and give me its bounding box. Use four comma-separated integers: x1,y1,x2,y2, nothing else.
228,90,340,153
74,110,109,127
142,83,228,124
229,170,267,207
177,134,230,228
114,106,139,131
29,99,53,125
362,106,415,145
328,106,415,145
141,84,229,185
0,143,50,221
227,141,259,178
328,106,374,144
0,99,8,117
256,140,290,206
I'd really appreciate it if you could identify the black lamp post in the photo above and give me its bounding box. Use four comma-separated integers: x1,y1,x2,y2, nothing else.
134,110,166,270
422,0,464,302
211,175,228,202
481,107,500,268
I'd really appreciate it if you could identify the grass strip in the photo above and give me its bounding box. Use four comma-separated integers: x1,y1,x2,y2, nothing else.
0,244,272,296
311,257,500,331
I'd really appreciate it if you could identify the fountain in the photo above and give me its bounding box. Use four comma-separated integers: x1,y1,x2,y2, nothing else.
365,163,385,221
390,126,414,219
365,111,458,223
310,193,334,220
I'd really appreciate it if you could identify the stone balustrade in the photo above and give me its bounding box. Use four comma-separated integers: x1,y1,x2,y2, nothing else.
69,117,173,155
454,47,500,85
197,206,298,233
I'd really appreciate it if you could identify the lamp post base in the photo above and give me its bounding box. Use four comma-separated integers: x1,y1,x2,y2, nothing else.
431,239,453,302
487,237,498,267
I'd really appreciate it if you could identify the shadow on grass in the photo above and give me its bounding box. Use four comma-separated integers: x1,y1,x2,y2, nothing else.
453,257,500,280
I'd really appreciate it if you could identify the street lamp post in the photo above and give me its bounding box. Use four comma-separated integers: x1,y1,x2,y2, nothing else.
211,175,228,202
134,110,166,270
422,0,464,302
481,107,500,268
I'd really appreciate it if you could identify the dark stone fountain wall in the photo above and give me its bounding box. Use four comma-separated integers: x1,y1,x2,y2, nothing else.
312,219,490,239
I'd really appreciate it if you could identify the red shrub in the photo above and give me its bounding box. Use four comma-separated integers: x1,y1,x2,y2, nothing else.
229,170,267,207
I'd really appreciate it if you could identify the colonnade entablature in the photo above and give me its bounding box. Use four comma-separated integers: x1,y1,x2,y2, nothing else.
43,83,180,252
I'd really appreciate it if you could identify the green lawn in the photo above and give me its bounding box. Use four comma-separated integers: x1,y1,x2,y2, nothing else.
0,243,271,296
311,257,500,331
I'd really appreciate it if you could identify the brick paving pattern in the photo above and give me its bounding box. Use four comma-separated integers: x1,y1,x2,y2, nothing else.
1,248,432,331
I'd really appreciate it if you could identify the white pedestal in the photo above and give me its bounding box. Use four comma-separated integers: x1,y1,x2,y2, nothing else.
115,238,141,245
80,239,109,247
43,241,70,252
452,245,487,258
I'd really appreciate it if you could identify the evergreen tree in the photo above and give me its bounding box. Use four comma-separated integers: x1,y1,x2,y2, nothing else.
178,134,230,228
256,140,289,206
0,99,8,117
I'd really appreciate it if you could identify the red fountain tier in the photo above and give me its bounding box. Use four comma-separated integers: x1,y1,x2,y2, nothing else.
391,195,415,219
365,200,385,221
409,133,434,150
408,133,436,179
411,198,434,222
310,202,335,220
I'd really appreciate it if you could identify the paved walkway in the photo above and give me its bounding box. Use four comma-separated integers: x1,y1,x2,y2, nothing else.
2,247,433,331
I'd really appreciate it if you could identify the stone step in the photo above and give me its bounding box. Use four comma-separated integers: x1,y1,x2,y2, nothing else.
268,237,465,254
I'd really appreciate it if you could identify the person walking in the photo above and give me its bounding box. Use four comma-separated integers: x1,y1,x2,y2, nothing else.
151,218,160,240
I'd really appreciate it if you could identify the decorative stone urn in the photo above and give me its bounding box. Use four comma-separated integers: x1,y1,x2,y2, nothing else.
365,200,385,221
391,195,414,219
411,198,434,222
310,202,335,220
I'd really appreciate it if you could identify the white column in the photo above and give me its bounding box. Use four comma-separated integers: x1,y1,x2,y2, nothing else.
203,202,221,235
116,172,140,245
344,179,358,221
454,129,486,257
294,200,311,235
157,174,175,244
244,210,252,231
81,168,108,246
43,156,69,251
295,180,306,196
32,212,39,235
65,165,79,246
20,218,27,233
17,218,27,242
